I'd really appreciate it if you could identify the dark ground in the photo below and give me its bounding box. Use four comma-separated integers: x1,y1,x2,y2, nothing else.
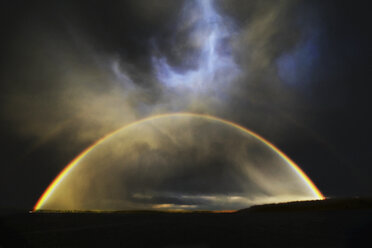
1,199,371,247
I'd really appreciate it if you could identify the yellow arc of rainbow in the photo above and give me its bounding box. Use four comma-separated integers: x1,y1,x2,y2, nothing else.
34,112,325,211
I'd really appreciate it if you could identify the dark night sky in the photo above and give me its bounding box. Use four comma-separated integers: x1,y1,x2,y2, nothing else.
0,0,371,210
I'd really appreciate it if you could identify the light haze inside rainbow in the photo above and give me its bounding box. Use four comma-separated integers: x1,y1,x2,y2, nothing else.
34,113,324,211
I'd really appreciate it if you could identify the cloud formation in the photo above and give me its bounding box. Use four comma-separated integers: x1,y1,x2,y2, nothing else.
2,0,322,151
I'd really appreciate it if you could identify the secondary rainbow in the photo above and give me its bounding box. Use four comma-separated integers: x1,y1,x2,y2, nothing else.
34,112,325,211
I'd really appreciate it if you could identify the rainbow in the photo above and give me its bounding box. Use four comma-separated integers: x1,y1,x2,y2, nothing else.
34,112,325,211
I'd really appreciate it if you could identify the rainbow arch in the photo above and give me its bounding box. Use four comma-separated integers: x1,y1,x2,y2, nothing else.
34,112,324,211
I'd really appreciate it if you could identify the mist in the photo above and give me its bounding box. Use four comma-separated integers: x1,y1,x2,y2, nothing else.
39,115,321,210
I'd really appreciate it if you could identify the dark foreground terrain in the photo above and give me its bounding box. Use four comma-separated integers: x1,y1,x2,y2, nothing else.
1,198,371,247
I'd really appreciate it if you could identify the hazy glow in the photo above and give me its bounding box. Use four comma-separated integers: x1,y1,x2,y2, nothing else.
152,0,239,91
34,113,324,211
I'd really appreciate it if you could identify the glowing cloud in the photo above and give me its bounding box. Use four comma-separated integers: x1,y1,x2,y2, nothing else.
152,0,239,92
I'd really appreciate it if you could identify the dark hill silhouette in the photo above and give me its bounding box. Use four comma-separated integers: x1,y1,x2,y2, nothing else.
1,198,372,247
242,197,372,212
